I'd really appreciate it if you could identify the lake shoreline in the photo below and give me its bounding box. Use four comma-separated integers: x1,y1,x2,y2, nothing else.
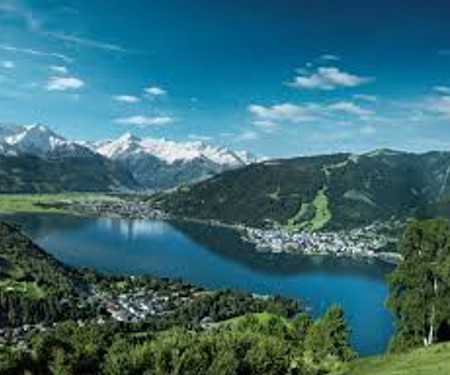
3,211,395,356
0,192,402,266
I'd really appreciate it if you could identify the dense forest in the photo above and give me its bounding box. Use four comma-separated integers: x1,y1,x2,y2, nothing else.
0,306,355,375
0,221,91,327
152,151,450,230
0,154,137,193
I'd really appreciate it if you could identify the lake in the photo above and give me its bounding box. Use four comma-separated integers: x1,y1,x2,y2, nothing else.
3,213,395,356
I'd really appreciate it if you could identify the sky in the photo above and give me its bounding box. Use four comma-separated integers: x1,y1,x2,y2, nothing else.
0,0,450,157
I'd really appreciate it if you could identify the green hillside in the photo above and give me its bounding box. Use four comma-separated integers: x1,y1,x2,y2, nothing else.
0,220,88,327
346,342,450,375
152,150,450,230
0,155,137,193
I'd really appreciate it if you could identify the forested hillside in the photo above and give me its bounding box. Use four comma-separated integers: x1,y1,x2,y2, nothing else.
0,155,137,193
0,221,88,327
153,150,450,230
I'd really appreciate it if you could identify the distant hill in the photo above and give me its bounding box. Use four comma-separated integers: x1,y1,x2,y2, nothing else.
152,150,450,230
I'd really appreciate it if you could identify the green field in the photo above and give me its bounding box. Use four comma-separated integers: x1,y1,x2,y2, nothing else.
217,311,293,331
346,342,450,375
0,193,111,214
310,188,332,231
285,188,332,232
0,279,46,299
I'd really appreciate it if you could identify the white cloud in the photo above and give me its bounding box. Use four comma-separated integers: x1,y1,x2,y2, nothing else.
320,54,340,61
249,103,318,123
46,32,127,53
114,115,174,126
327,101,374,117
0,43,73,63
427,96,450,118
288,66,371,90
49,65,68,74
1,60,15,69
113,95,141,103
45,76,85,91
144,86,167,96
249,100,375,126
433,86,450,95
354,94,377,102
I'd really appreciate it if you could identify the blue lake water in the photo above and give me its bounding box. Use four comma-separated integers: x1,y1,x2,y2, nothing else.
4,213,395,356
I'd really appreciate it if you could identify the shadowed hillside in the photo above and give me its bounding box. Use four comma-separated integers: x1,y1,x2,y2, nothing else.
0,220,88,327
0,155,137,193
153,150,450,230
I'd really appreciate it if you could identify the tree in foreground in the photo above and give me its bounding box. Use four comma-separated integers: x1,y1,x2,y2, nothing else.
388,218,450,351
305,305,355,363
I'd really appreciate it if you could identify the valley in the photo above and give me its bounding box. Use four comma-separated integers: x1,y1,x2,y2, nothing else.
2,1,449,372
0,192,402,262
2,124,450,372
2,212,394,356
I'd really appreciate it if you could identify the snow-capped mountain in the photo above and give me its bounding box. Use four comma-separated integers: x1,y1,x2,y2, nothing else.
95,132,256,166
0,124,137,193
92,133,258,189
0,124,258,191
0,124,95,158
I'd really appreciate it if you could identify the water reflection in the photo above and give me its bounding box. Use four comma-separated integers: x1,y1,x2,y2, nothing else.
2,213,395,356
99,218,170,239
172,219,394,278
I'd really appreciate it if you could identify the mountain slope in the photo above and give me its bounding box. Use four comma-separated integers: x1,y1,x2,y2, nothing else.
93,133,257,190
0,124,257,192
0,124,138,192
0,154,137,193
346,342,450,375
0,124,96,158
0,220,87,327
152,150,450,230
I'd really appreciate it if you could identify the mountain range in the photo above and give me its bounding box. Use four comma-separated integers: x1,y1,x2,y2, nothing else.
0,124,256,192
152,149,450,230
4,123,450,231
90,132,256,189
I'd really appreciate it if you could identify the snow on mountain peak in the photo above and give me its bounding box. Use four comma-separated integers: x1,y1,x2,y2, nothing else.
0,123,93,157
96,132,257,166
0,124,258,189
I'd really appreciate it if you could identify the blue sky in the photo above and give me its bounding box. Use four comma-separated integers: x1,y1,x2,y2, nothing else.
1,0,450,157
